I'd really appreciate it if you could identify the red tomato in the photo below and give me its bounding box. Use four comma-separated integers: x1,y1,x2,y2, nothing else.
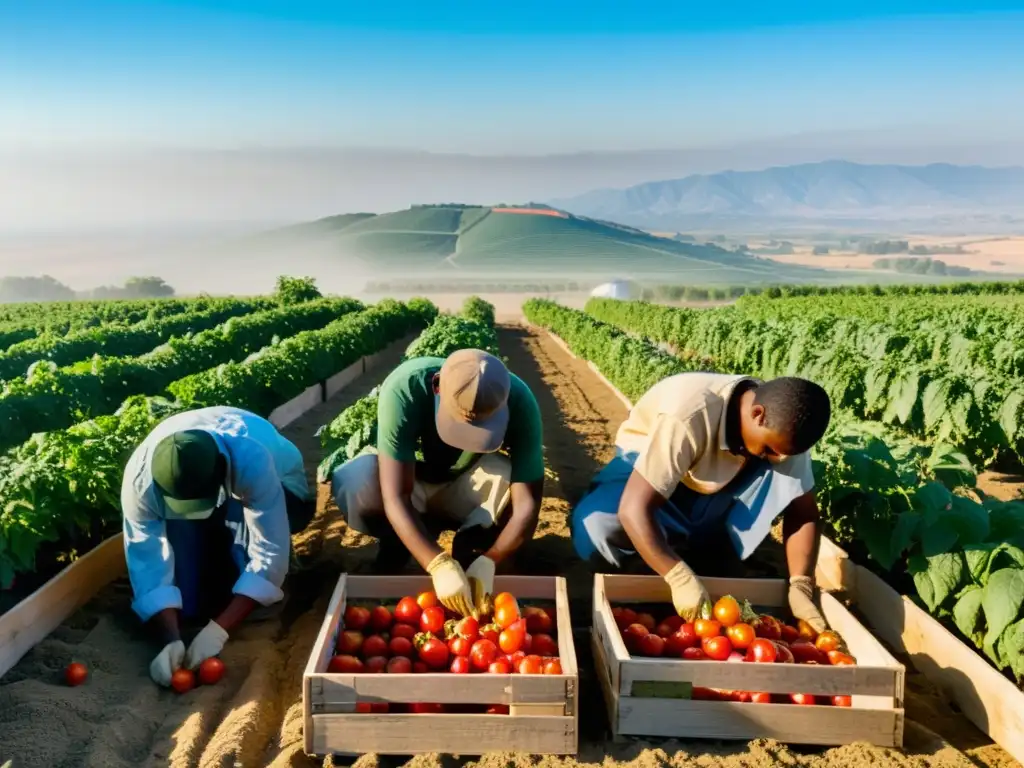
494,592,518,611
412,661,430,674
328,654,364,673
479,623,501,645
519,655,544,674
521,632,533,654
494,603,520,630
832,695,852,707
507,651,526,671
622,623,649,651
470,639,499,670
753,615,782,640
655,622,677,638
635,612,656,631
486,704,510,714
409,702,444,714
452,616,480,641
780,624,800,644
791,640,826,665
531,633,558,657
775,643,795,664
344,605,370,631
449,636,473,657
815,631,842,654
635,633,665,657
488,659,512,674
664,628,697,657
391,623,417,641
365,656,389,673
691,687,718,701
371,702,389,713
749,691,772,704
682,647,707,661
337,630,364,655
65,662,88,687
725,622,755,650
362,635,388,658
829,652,857,666
418,637,450,669
417,591,439,610
543,658,563,675
499,625,525,654
420,606,446,635
394,597,422,625
389,636,413,658
746,639,778,663
661,615,684,632
387,656,412,674
370,605,393,632
524,606,554,634
613,606,638,630
171,668,195,694
791,693,817,706
701,635,733,661
713,596,741,627
694,619,722,639
450,656,471,674
196,657,225,685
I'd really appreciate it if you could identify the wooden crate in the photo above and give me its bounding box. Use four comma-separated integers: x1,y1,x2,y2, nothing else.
592,574,905,747
303,574,579,757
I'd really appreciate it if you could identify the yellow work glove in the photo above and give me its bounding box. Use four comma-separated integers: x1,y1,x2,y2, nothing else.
789,575,828,633
664,560,710,621
465,555,496,615
426,553,476,618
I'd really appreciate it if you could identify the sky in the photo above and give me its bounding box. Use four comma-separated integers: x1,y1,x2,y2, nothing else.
3,0,1024,154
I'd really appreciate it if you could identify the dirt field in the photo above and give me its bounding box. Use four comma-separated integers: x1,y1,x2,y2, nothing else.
0,325,1019,767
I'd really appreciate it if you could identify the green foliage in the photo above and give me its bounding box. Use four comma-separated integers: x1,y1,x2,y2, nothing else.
273,275,322,306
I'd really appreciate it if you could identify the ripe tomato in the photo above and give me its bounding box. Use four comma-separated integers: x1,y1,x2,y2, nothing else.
198,657,226,685
634,612,656,631
636,633,665,657
410,702,444,713
544,658,563,674
701,635,733,661
507,651,526,671
389,636,413,658
725,622,755,650
328,654,364,673
780,624,800,644
531,633,558,657
365,656,389,673
449,636,473,657
774,643,795,664
494,603,520,630
370,605,393,632
420,606,446,635
622,623,649,652
791,693,817,705
362,634,388,658
749,691,772,704
344,605,370,630
789,640,824,664
682,647,707,661
450,656,471,674
519,655,544,674
753,615,782,640
829,652,856,666
395,597,422,625
64,662,88,687
664,628,698,657
494,592,518,610
694,619,722,639
832,695,852,707
418,637,450,669
713,596,741,627
796,619,819,641
499,625,525,654
171,668,195,694
337,630,364,655
521,632,533,654
691,687,718,701
486,704,510,714
470,639,499,670
613,606,638,630
814,630,842,654
417,591,439,610
655,622,677,638
746,639,778,664
391,623,417,641
479,623,501,645
660,615,684,632
387,656,413,674
457,616,481,640
412,661,429,673
524,606,554,634
488,659,512,674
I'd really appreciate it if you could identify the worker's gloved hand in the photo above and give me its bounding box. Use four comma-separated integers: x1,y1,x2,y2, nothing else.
427,552,476,618
185,620,229,670
789,575,828,633
664,560,710,621
466,555,496,615
150,640,186,687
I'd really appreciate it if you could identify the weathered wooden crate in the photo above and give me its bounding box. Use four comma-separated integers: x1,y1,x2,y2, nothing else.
303,574,579,757
592,574,905,747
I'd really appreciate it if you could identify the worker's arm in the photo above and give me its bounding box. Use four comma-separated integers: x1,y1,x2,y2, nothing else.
482,479,544,565
783,490,828,632
378,453,444,568
618,470,679,577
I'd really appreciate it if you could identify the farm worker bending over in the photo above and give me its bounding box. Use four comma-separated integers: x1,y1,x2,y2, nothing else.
572,374,832,631
121,406,315,688
331,349,545,618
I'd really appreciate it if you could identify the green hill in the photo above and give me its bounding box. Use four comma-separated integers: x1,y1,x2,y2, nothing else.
275,204,834,283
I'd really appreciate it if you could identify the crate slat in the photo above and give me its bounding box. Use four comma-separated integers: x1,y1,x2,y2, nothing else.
314,673,570,708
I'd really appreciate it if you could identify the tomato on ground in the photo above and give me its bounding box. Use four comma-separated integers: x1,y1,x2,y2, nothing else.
171,669,195,694
198,657,225,685
65,662,88,687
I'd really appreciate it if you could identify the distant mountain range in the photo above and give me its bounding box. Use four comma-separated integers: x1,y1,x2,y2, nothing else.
550,161,1024,231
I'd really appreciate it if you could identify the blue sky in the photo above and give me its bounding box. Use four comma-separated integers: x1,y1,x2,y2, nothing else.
2,1,1024,153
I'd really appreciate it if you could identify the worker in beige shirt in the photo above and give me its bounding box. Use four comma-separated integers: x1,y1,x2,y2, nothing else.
572,373,831,631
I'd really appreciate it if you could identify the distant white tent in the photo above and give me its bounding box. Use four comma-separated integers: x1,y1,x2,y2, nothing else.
589,280,634,300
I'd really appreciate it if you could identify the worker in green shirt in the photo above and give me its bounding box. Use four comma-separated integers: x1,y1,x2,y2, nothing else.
330,348,545,617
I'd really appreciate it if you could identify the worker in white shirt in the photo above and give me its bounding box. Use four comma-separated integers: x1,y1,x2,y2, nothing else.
121,406,313,688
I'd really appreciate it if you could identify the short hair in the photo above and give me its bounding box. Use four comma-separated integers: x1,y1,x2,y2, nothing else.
753,377,831,454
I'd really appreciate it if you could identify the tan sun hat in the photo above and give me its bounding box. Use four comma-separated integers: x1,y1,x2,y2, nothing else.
435,349,511,453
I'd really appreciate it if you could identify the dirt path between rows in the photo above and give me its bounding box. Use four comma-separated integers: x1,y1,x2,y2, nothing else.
0,324,1018,768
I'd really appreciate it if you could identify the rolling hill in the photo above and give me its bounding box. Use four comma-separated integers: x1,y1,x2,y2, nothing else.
550,161,1024,231
271,204,833,283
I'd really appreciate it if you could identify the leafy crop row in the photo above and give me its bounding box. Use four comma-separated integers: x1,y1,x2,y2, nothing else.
316,297,499,483
0,299,437,587
0,298,363,453
531,298,1024,684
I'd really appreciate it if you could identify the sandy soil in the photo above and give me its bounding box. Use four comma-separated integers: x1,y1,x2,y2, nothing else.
0,325,1019,768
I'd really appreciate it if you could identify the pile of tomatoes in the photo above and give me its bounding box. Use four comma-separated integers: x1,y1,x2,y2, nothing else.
327,590,563,714
613,595,857,707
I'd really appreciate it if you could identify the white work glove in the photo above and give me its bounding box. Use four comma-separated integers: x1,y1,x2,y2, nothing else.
466,555,496,615
664,560,710,621
789,576,828,633
426,553,476,618
150,640,186,687
185,620,230,670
